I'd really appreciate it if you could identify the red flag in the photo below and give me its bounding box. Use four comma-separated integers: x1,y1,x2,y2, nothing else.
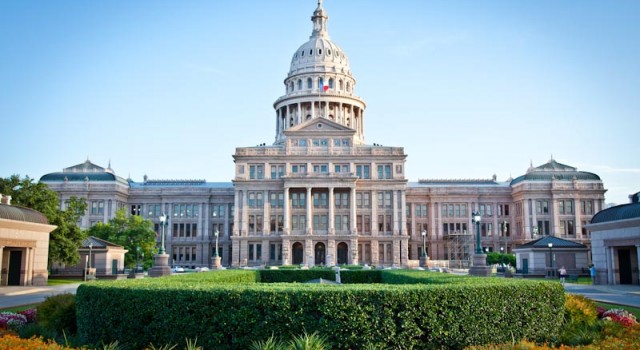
323,85,329,92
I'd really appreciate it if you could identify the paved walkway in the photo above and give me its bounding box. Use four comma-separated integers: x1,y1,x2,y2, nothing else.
564,283,640,308
0,283,81,309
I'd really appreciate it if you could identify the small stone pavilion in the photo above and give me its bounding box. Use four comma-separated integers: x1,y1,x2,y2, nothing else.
514,236,589,277
0,194,56,286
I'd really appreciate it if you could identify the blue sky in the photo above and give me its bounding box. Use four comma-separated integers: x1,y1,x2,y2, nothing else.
1,0,638,205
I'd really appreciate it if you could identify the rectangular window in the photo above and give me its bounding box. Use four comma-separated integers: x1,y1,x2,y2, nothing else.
249,164,264,179
334,164,349,173
270,164,285,179
559,199,574,215
356,164,370,179
292,164,307,174
536,200,549,214
313,164,328,173
148,204,161,217
581,200,594,215
377,164,392,179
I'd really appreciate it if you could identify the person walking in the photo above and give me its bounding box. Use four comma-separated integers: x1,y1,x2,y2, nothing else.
589,264,596,284
558,266,567,285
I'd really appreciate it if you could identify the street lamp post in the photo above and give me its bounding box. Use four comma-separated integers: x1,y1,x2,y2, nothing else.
159,213,167,255
548,242,554,277
212,230,222,269
420,230,428,268
149,212,172,277
88,242,93,269
136,246,140,272
469,211,491,276
500,246,504,271
472,212,482,254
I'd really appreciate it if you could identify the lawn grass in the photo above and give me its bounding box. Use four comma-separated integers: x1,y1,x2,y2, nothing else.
47,278,82,286
595,301,640,319
0,303,39,312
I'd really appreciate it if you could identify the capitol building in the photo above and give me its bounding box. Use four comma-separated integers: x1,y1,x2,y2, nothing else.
41,1,606,269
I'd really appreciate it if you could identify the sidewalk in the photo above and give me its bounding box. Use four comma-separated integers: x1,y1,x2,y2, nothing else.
564,282,640,308
0,283,81,309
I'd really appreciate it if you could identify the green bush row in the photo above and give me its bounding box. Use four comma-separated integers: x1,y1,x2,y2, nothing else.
76,270,564,349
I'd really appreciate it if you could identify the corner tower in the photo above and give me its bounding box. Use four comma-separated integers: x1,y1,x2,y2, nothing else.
273,0,366,145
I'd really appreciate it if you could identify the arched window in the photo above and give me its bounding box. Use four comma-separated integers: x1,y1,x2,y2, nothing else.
307,78,313,89
339,80,343,91
328,78,334,89
318,49,322,55
318,78,324,90
289,82,294,92
346,82,351,92
297,79,302,90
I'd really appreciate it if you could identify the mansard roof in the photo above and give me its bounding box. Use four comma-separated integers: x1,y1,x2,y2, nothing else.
591,202,640,224
510,159,601,186
40,160,129,185
0,203,49,225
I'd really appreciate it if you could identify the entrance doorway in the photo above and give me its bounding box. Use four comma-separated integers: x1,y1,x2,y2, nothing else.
337,242,348,265
315,243,326,265
292,242,304,265
8,250,22,286
618,248,632,284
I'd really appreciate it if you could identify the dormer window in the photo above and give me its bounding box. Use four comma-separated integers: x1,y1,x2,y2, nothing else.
318,49,322,55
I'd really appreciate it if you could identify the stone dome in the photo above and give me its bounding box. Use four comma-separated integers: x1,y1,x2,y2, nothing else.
288,0,351,77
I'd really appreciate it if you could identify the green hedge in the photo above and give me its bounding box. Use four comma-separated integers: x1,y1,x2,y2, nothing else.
76,270,564,350
258,269,335,283
340,270,382,284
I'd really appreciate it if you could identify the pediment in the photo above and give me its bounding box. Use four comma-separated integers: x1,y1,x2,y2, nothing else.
284,117,356,135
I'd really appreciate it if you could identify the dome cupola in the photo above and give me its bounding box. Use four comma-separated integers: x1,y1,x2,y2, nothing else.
273,0,366,145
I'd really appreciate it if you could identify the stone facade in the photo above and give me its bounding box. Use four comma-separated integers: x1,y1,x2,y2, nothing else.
586,196,640,285
0,196,56,286
39,2,606,269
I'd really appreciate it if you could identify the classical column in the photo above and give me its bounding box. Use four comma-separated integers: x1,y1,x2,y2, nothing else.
574,198,582,238
328,187,335,235
263,189,270,236
286,104,290,127
371,191,378,236
306,187,313,235
327,239,336,266
371,239,379,266
523,200,530,238
276,108,281,137
297,102,302,124
233,190,241,236
350,187,357,234
400,191,407,236
262,239,269,265
350,238,359,265
242,190,249,236
283,187,290,235
239,240,248,267
305,239,314,267
282,238,290,265
393,190,399,235
552,199,560,235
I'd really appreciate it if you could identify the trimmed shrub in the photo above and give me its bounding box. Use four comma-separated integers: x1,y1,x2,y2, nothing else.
76,271,564,350
258,269,335,283
37,293,77,336
340,270,381,284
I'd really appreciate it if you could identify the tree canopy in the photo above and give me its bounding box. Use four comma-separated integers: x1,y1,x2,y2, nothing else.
87,209,157,269
0,175,87,266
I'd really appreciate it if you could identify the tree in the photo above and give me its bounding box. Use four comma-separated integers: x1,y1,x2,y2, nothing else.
87,209,156,269
0,175,87,266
